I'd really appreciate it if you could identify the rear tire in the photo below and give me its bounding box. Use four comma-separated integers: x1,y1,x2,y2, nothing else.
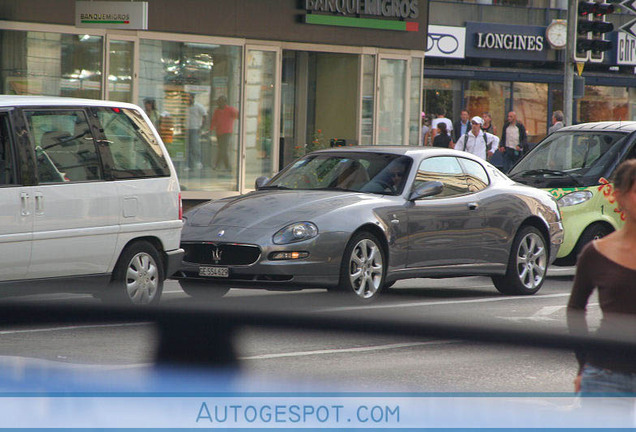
179,280,230,300
337,231,386,302
106,241,164,305
492,226,547,296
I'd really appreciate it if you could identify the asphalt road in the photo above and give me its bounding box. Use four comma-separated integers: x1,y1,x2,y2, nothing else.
0,266,592,393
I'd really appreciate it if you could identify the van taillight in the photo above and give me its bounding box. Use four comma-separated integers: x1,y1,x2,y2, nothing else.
178,193,183,220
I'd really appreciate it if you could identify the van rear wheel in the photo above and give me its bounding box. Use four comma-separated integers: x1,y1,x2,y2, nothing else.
106,241,164,305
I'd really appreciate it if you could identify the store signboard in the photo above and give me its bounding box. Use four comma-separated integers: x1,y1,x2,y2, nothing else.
303,0,420,32
618,0,636,65
465,22,548,62
616,32,636,65
75,1,148,30
426,25,465,59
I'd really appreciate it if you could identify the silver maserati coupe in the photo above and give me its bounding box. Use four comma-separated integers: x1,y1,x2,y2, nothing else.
172,147,563,301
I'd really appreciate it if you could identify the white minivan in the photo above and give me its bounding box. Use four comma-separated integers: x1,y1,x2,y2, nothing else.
0,96,183,305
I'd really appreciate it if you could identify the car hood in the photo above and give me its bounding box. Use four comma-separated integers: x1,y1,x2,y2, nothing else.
186,190,373,229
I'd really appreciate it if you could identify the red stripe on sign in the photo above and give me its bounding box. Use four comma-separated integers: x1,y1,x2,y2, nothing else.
124,21,130,24
405,22,419,32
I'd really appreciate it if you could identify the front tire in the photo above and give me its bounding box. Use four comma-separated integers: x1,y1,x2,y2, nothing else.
106,241,164,305
179,280,230,300
492,226,547,295
338,231,386,302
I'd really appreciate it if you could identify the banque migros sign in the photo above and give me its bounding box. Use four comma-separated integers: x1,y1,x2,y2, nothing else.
305,0,419,18
304,0,420,32
75,1,148,30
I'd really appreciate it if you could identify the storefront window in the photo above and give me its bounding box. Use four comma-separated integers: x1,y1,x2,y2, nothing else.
423,78,460,135
378,58,407,145
513,82,547,145
464,80,510,139
360,55,375,146
578,86,629,124
409,58,422,146
139,40,242,193
280,51,359,163
0,30,102,97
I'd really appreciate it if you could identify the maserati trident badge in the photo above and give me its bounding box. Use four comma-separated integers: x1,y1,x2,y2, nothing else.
211,246,223,264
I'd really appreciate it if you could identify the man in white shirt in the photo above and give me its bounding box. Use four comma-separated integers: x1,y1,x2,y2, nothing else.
186,92,208,171
454,116,499,161
430,109,453,141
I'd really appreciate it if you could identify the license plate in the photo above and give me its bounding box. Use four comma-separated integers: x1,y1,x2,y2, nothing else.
199,266,229,278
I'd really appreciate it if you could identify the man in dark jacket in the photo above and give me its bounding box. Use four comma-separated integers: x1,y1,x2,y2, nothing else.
498,111,528,172
452,109,470,142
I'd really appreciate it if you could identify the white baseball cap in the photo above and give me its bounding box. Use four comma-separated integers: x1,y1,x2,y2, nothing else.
471,116,484,125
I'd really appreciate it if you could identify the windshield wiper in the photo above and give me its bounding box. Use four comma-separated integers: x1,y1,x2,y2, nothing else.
313,187,357,192
258,185,291,190
516,169,582,186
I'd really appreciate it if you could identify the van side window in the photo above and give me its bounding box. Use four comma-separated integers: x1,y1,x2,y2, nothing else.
24,110,103,184
0,113,15,186
96,107,170,179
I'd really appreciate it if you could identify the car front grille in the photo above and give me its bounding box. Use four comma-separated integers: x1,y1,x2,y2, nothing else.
182,243,261,266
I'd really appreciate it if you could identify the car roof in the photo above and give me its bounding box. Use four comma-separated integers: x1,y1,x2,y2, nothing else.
312,145,473,158
556,121,636,133
0,95,142,110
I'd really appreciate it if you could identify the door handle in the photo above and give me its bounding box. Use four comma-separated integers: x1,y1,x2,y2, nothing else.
467,202,479,210
20,192,30,216
35,192,44,215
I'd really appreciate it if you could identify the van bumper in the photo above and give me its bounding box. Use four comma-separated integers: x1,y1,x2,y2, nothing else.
165,248,185,278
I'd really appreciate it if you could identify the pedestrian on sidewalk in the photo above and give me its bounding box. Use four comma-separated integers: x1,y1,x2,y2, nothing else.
567,159,636,399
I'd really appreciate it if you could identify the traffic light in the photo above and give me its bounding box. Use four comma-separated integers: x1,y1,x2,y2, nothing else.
574,1,615,63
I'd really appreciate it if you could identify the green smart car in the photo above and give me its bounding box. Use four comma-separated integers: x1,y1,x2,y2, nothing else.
508,121,636,265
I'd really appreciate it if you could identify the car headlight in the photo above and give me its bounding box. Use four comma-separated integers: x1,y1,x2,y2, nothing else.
273,222,319,244
557,190,593,207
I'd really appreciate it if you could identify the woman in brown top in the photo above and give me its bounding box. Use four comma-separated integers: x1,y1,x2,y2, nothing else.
567,159,636,394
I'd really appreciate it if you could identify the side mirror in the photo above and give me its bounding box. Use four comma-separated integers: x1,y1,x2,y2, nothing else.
254,176,270,190
408,181,443,201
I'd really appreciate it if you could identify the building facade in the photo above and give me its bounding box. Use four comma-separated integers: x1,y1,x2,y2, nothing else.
424,0,636,146
0,0,427,200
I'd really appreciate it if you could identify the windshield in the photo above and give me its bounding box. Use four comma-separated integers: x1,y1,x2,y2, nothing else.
509,131,626,185
266,152,413,195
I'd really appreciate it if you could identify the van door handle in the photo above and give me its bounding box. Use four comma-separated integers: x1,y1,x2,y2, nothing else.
35,192,44,215
20,192,30,216
467,202,479,210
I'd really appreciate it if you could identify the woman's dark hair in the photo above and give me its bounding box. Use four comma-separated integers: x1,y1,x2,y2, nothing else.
437,122,447,134
143,98,156,110
613,159,636,193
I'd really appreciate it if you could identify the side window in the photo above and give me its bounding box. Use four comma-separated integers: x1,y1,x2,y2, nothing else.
0,113,15,186
458,158,489,192
415,156,469,198
97,107,170,179
24,109,102,184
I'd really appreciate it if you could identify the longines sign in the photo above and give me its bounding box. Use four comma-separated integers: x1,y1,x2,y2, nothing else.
465,22,548,61
303,0,420,32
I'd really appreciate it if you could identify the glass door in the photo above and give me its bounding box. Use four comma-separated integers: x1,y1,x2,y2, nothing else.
105,35,136,103
377,56,409,146
242,46,280,191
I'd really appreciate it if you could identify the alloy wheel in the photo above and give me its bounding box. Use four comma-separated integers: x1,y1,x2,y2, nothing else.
515,232,547,290
348,238,384,299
